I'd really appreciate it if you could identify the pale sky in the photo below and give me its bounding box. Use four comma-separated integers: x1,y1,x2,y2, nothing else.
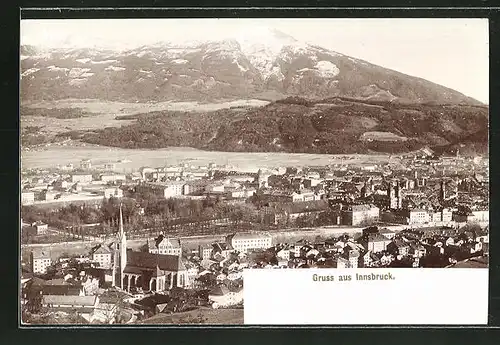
20,18,489,104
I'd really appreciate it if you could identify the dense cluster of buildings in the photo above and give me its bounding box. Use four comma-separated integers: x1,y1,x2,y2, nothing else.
21,149,489,323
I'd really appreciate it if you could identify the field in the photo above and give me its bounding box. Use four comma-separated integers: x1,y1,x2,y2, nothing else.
21,145,394,172
21,98,270,136
139,307,244,325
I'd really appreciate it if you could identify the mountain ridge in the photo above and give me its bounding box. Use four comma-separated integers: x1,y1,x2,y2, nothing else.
20,29,483,105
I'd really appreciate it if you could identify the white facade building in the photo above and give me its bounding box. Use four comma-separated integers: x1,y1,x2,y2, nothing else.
31,251,52,274
226,233,273,253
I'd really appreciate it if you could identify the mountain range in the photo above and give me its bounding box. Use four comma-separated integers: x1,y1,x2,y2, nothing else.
20,28,482,105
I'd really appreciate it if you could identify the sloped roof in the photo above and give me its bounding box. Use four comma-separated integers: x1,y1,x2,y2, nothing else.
43,295,97,306
209,285,230,296
125,251,186,272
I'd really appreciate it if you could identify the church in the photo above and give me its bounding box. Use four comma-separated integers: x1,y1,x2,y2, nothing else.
112,205,189,293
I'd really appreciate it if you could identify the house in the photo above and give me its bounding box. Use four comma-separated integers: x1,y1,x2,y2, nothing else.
198,244,213,260
91,244,113,269
445,237,455,246
29,221,49,235
357,233,392,253
71,174,93,184
341,204,380,226
163,181,185,198
226,233,272,253
378,228,396,240
406,208,429,225
387,239,410,257
42,295,99,322
360,251,373,268
293,239,310,257
104,187,123,198
212,242,233,258
21,191,35,205
276,247,290,261
343,249,360,268
31,250,52,274
409,242,427,258
100,174,126,183
148,235,182,257
184,262,200,288
80,159,92,170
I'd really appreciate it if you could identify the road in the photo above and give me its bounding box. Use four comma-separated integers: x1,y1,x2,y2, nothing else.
21,221,488,261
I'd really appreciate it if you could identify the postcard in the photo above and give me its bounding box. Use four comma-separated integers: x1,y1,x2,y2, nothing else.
20,17,489,326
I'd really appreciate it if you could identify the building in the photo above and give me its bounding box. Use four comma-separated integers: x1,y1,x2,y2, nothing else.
80,159,92,170
183,180,210,195
149,235,182,257
341,204,380,226
100,174,126,183
442,208,453,223
71,174,93,184
378,228,396,240
276,247,291,261
344,249,360,268
212,242,234,258
122,251,188,292
111,205,188,292
21,192,35,205
226,232,273,253
42,295,99,322
163,181,185,198
31,250,52,274
91,244,113,269
112,205,128,289
104,187,123,199
471,210,489,222
198,244,213,260
406,208,429,225
104,163,116,171
41,190,59,202
389,181,402,209
387,239,410,256
358,233,392,253
32,221,49,235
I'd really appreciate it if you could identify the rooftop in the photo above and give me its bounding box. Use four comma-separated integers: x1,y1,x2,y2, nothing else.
42,295,98,306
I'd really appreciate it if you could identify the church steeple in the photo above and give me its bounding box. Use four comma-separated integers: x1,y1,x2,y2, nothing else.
112,203,128,290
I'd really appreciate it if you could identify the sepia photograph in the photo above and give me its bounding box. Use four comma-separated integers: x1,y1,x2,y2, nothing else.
19,17,489,326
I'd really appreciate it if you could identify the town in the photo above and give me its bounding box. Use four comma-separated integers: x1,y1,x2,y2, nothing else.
20,146,489,324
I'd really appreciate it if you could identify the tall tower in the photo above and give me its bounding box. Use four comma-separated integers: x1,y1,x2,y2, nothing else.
112,204,127,289
439,180,446,203
389,180,402,209
396,182,402,209
118,204,127,290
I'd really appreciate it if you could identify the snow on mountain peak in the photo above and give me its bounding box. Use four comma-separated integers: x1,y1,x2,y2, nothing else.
232,27,303,79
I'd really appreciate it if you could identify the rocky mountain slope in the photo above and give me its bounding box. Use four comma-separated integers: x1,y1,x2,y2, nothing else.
20,28,481,105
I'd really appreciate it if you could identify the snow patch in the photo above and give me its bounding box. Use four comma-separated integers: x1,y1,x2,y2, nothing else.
47,66,70,73
314,61,340,78
68,68,91,78
105,66,126,72
68,78,88,86
76,58,91,64
90,59,118,64
21,68,40,78
233,59,248,72
171,59,188,64
20,55,30,60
